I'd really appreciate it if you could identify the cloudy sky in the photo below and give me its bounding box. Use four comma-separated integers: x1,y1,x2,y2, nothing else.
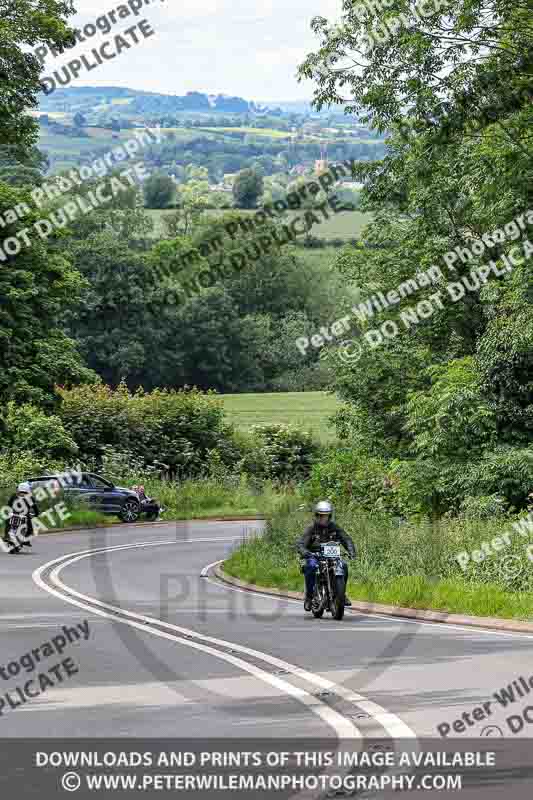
42,0,342,102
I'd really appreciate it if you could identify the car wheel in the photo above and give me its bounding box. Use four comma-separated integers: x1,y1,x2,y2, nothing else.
120,499,141,523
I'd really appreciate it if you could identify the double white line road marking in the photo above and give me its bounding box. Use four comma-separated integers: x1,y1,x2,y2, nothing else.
33,538,416,742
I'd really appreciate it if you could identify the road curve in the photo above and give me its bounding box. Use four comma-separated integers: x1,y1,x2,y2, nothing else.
2,520,533,741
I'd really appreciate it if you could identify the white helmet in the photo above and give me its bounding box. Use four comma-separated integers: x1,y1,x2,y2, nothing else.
314,500,333,515
17,482,31,494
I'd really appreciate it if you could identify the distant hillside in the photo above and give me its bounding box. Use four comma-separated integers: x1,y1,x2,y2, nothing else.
261,100,314,113
38,86,270,115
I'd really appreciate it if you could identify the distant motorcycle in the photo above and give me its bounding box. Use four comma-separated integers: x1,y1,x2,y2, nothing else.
310,541,347,621
3,514,28,554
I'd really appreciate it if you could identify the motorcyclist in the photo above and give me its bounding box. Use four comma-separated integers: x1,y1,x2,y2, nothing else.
2,482,39,554
296,500,356,611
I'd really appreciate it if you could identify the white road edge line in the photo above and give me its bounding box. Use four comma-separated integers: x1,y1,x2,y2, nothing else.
32,539,361,742
201,559,222,577
207,561,533,641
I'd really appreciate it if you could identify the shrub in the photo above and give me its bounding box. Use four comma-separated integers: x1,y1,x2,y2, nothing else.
4,402,78,461
306,447,405,515
235,435,272,491
0,451,66,488
390,446,533,518
203,448,240,489
458,446,533,511
56,383,236,480
0,451,67,510
249,424,320,482
99,446,158,485
456,494,508,520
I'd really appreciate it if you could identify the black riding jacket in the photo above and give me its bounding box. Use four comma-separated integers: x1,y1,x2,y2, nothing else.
296,520,356,559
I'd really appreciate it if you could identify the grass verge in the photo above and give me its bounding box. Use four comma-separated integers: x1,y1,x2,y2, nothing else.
140,477,293,520
1,478,289,538
45,508,109,530
223,506,533,621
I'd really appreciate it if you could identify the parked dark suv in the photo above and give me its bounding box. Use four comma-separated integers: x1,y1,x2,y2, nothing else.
28,472,142,523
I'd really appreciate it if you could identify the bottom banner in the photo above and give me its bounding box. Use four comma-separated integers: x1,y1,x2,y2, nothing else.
0,738,531,798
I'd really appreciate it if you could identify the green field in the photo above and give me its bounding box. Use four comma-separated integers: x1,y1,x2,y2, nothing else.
158,127,207,141
39,128,135,172
288,245,346,270
147,207,370,240
301,208,369,239
199,127,290,138
220,391,340,443
146,208,178,236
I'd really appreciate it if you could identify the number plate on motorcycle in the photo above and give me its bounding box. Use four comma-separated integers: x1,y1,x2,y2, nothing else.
321,544,340,557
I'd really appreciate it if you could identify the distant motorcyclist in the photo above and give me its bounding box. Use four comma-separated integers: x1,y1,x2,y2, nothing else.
296,500,356,611
3,482,39,554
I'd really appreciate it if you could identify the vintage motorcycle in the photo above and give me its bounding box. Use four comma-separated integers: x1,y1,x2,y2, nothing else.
310,540,347,621
2,513,28,554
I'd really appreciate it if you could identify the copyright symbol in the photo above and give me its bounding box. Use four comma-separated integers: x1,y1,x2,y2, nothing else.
62,772,81,792
480,725,504,737
499,555,523,579
338,339,363,364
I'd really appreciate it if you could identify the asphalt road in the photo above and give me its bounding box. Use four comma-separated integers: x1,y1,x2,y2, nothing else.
2,520,533,742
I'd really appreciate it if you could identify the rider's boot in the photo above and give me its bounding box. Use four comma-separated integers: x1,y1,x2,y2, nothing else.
4,533,21,554
344,596,352,606
304,594,313,611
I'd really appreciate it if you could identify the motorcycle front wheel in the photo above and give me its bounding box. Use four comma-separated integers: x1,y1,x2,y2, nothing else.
331,576,346,621
312,582,325,618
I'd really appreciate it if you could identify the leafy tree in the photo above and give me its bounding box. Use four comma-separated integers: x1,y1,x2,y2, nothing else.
299,0,533,514
0,145,48,187
476,261,533,445
0,183,95,411
171,166,211,236
404,358,497,461
0,0,76,160
299,1,532,144
62,199,154,251
232,167,264,209
144,287,269,393
143,172,176,209
65,232,161,387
